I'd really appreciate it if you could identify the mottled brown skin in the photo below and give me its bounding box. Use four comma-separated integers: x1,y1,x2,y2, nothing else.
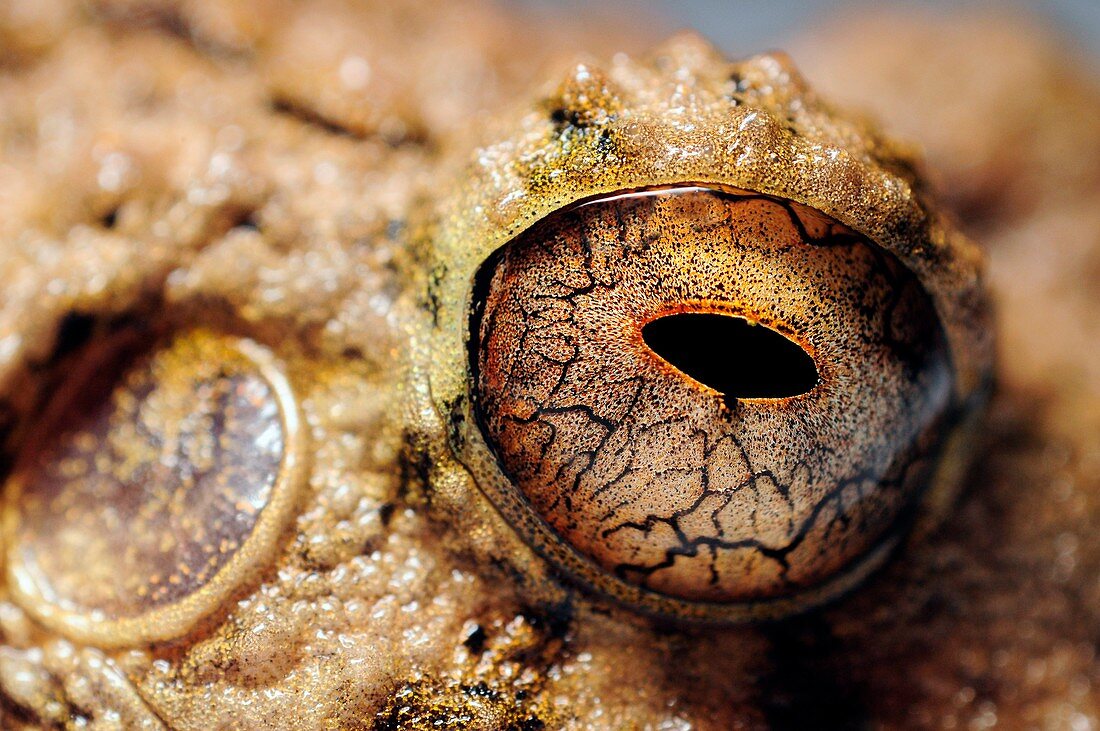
0,2,1096,730
474,186,952,606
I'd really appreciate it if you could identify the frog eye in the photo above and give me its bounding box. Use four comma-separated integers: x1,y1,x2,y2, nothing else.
467,185,955,615
3,329,307,647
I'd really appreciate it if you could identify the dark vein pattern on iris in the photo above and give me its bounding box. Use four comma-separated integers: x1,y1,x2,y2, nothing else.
472,186,954,603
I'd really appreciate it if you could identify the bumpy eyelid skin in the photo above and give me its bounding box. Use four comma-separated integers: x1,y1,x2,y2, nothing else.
410,38,994,622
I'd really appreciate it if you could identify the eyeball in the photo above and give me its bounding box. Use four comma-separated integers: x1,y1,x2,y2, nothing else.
420,50,993,622
2,329,307,646
472,185,952,605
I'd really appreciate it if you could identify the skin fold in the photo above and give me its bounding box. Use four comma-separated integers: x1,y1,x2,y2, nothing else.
0,1,1096,729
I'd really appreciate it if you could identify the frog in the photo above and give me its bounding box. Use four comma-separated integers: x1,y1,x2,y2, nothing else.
0,1,1097,729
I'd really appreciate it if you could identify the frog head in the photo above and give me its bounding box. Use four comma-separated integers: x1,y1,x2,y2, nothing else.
410,35,993,623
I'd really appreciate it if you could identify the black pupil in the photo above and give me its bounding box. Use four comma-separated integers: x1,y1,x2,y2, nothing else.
642,313,819,399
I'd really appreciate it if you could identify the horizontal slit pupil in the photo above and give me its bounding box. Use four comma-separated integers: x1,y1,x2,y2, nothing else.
641,313,818,399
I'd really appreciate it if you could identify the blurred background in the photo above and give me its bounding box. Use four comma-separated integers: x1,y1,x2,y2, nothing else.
518,0,1100,58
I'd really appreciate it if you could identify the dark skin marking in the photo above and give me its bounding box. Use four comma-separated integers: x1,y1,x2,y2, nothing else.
760,614,870,730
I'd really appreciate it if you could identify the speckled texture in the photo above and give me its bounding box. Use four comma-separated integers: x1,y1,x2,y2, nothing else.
0,2,1095,730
